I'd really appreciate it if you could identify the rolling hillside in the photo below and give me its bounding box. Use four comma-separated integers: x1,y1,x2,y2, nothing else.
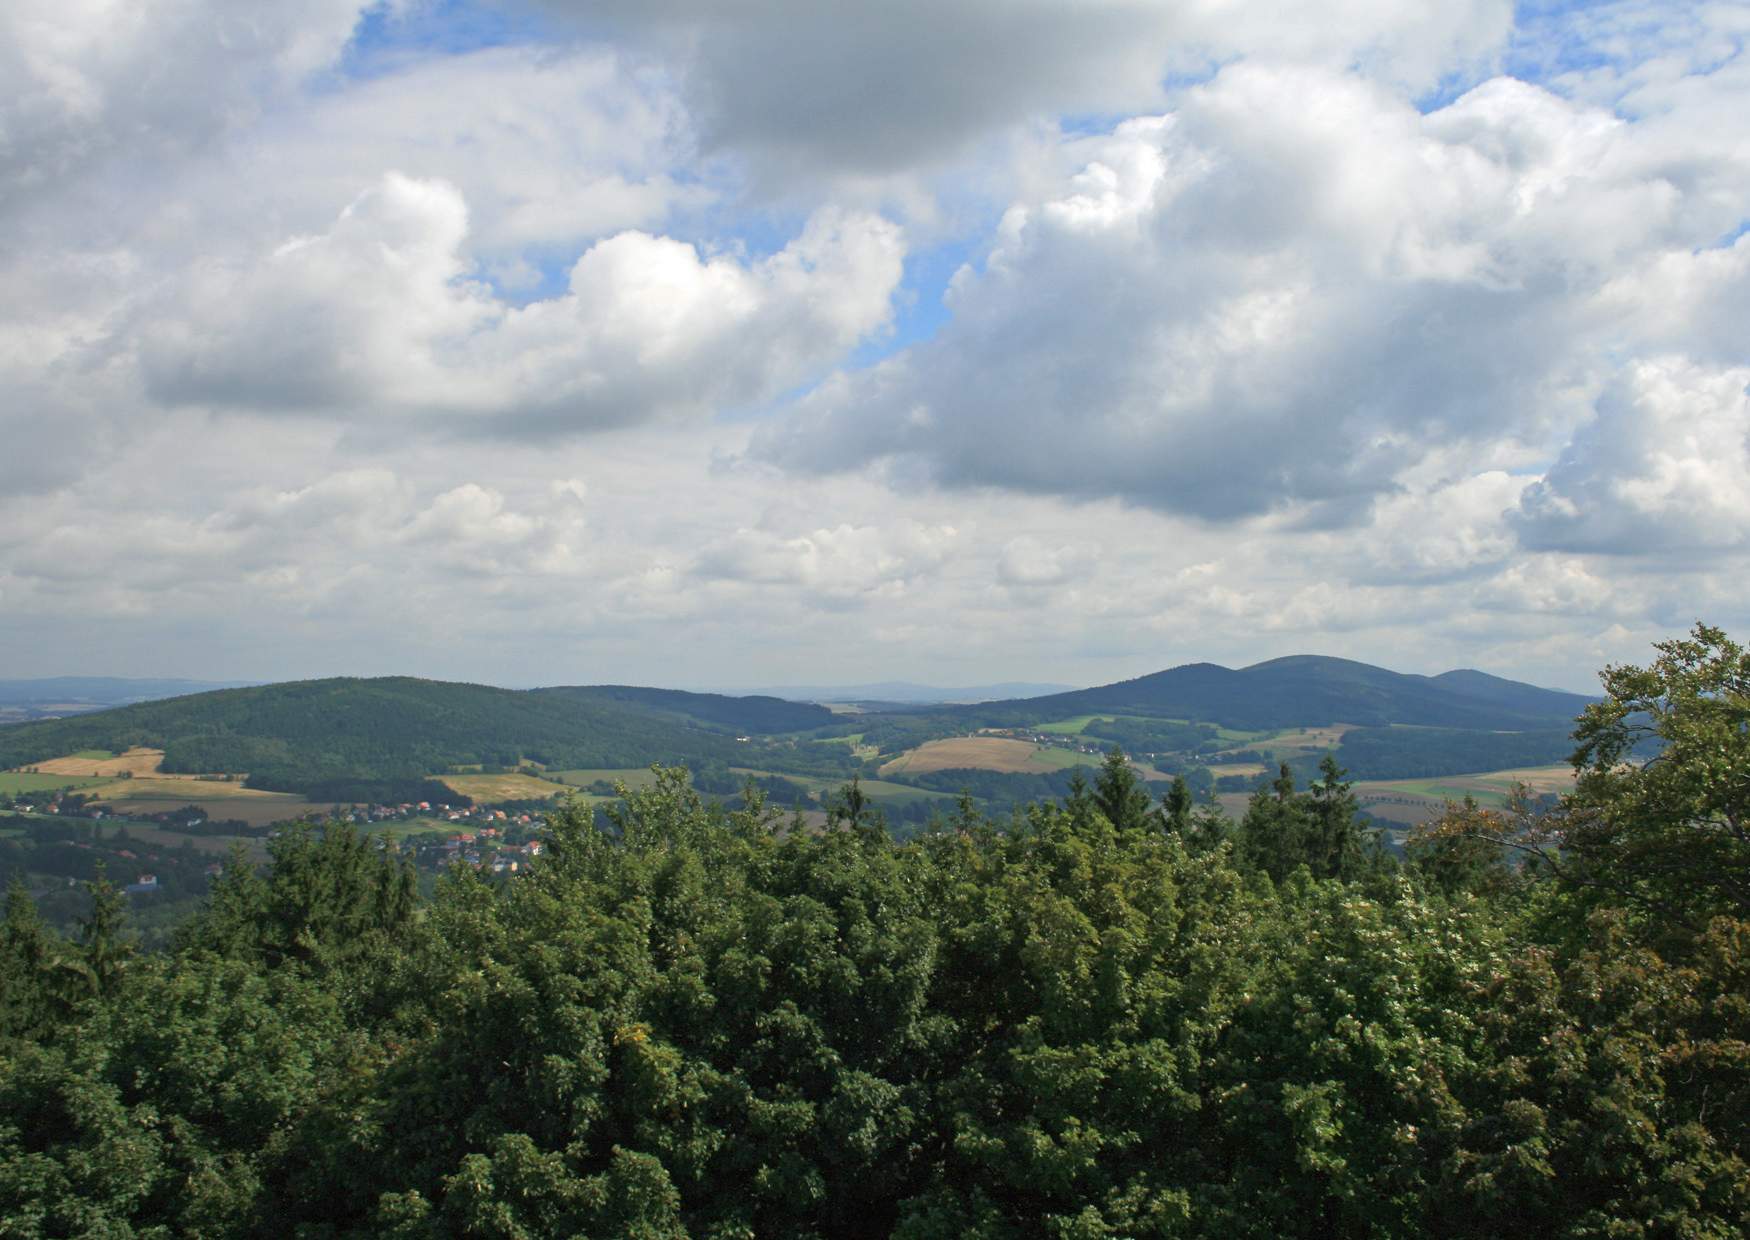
0,678,837,799
0,657,1600,804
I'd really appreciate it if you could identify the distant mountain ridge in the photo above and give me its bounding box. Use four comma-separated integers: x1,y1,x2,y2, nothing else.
0,657,1598,801
0,677,257,708
963,654,1595,731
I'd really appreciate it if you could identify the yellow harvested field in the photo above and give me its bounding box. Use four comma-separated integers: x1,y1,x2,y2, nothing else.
88,776,284,802
438,773,572,803
1262,725,1354,750
31,747,165,777
1207,763,1267,778
1471,765,1579,794
102,796,327,828
881,736,1079,776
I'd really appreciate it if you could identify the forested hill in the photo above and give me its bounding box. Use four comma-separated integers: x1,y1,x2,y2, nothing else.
0,677,833,794
960,653,1595,730
540,685,833,734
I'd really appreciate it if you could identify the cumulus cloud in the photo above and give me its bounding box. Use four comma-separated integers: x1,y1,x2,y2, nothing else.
756,59,1748,524
223,46,696,257
692,520,957,599
1335,471,1529,583
137,173,905,430
997,536,1090,588
3,0,1748,692
0,0,365,216
0,463,597,626
1513,359,1750,554
549,0,1512,180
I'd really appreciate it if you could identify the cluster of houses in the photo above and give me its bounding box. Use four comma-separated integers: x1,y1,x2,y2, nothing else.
979,727,1112,757
338,800,544,829
434,830,545,874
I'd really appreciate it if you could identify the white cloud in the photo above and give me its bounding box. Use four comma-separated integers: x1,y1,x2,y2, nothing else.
0,0,365,216
1513,358,1750,553
136,173,905,430
997,536,1089,588
3,1,1747,694
224,46,697,256
692,521,957,598
547,0,1512,182
757,58,1748,525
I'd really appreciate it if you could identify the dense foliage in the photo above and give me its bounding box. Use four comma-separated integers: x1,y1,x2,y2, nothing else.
1330,726,1576,781
1,632,1744,1237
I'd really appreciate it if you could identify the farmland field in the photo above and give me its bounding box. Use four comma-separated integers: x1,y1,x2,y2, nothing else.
1354,763,1576,824
91,822,271,858
732,768,955,805
438,772,572,803
881,737,1095,776
97,792,327,828
0,772,113,796
365,817,460,840
1249,725,1354,753
547,767,666,791
30,747,167,777
1206,763,1268,778
811,734,880,760
1034,715,1102,735
88,776,289,802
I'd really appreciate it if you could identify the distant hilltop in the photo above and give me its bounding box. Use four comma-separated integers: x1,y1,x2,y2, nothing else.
0,677,260,724
955,654,1597,732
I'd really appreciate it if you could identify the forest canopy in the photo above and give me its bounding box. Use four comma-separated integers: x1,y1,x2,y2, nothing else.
1,626,1746,1238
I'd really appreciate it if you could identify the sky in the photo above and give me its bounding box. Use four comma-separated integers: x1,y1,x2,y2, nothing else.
2,0,1746,694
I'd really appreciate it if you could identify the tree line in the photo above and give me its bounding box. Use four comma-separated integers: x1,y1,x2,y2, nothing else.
1,625,1745,1237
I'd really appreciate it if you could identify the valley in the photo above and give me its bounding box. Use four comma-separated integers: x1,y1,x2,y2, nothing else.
0,655,1596,921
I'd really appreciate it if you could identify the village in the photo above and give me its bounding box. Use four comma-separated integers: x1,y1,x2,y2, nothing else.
1,785,559,896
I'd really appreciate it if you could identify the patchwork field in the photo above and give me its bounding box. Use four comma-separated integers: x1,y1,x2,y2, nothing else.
1034,715,1103,735
30,747,166,777
91,822,271,858
881,737,1094,776
97,792,327,828
547,768,665,791
0,772,113,796
1228,725,1354,755
1279,725,1354,748
811,734,881,760
731,768,956,806
438,772,572,803
88,776,277,800
4,747,330,827
1355,763,1576,824
1206,763,1268,779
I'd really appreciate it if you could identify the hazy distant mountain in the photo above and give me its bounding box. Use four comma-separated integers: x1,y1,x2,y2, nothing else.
0,658,1599,800
0,676,257,705
740,681,1080,704
0,677,260,724
962,655,1596,731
